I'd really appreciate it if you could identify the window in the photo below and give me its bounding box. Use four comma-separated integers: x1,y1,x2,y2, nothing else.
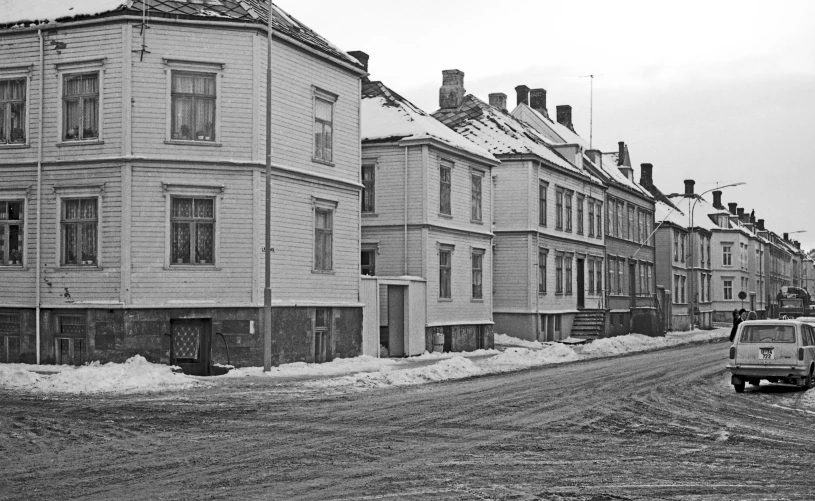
647,264,653,295
565,191,573,232
627,205,634,241
680,233,685,262
588,200,595,237
596,259,602,294
617,259,624,295
472,250,483,299
606,197,612,236
362,164,375,213
724,279,732,300
538,181,547,226
555,189,563,230
314,208,333,271
565,255,573,295
0,79,25,144
439,248,452,299
608,257,615,295
471,173,482,222
681,276,686,303
314,95,334,162
170,197,215,265
171,72,216,142
440,162,452,215
61,198,98,266
555,254,563,293
0,201,23,266
674,275,680,304
314,308,331,363
595,202,602,239
723,245,732,266
538,249,547,293
360,249,375,276
617,201,624,238
588,258,595,294
63,73,99,141
576,195,584,235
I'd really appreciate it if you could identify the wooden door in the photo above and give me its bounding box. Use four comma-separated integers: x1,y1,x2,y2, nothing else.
388,286,405,357
170,319,211,376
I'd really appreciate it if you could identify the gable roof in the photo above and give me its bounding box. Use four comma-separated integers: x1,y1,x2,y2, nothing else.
361,80,495,163
432,95,601,184
0,0,363,72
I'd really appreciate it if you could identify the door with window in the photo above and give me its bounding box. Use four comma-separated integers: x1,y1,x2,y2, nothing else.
314,308,332,363
55,314,87,365
170,318,211,376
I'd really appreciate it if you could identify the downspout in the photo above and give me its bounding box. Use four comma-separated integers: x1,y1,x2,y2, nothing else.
535,162,540,341
36,29,44,364
403,146,408,275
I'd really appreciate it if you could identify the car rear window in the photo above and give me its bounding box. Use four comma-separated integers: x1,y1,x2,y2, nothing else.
740,325,796,343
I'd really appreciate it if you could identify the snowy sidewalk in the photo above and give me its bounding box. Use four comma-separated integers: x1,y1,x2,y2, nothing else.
0,328,729,395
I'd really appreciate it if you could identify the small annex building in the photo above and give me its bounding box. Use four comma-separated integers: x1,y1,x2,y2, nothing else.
355,53,498,355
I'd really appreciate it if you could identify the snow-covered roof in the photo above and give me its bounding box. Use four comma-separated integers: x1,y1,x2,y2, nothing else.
433,96,600,183
514,103,589,150
655,199,686,228
361,81,495,163
599,152,653,199
0,0,363,71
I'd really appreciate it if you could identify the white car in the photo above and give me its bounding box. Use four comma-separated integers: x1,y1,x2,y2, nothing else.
726,320,815,393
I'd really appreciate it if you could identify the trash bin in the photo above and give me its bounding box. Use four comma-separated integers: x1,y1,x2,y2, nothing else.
433,332,444,353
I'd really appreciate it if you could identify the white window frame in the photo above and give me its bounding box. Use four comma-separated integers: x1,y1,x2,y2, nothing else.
162,183,223,270
54,184,104,269
360,241,379,276
361,161,377,214
0,65,31,148
312,197,338,273
471,247,485,300
471,168,485,223
0,187,30,268
438,243,455,300
56,59,105,145
163,58,224,146
312,86,338,165
723,278,733,300
722,243,733,266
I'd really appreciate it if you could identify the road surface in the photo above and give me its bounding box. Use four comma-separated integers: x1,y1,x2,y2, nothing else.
3,338,815,500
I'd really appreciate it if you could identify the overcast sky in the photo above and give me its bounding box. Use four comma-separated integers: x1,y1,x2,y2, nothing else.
279,0,815,249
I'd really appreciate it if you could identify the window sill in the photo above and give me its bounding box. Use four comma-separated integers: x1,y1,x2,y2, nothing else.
470,219,484,225
312,158,335,167
164,265,222,271
362,212,379,218
438,298,453,302
0,265,28,270
57,140,104,147
57,265,104,270
471,298,484,303
0,143,30,149
312,270,335,275
538,292,547,296
438,213,453,219
165,140,222,147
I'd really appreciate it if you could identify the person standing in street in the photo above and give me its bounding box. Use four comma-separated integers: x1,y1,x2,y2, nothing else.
730,308,747,343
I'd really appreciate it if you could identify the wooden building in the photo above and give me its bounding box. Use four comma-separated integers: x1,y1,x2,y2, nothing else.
0,0,366,367
433,78,607,342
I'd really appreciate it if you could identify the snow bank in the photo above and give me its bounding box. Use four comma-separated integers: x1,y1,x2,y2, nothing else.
306,356,483,390
494,333,543,349
0,355,207,394
482,344,579,372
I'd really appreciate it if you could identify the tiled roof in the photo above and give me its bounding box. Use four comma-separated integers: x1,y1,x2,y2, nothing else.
361,81,495,162
0,0,363,71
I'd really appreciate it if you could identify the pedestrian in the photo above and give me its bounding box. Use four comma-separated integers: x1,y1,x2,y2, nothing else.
730,308,746,343
747,311,757,320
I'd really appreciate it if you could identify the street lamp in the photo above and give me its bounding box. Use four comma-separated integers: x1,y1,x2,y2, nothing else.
688,182,745,329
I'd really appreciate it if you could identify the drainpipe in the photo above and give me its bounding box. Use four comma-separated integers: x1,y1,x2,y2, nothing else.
403,146,408,275
36,29,44,364
535,162,540,340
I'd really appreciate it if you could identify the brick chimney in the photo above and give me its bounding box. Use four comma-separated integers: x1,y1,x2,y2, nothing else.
750,210,756,225
640,163,653,190
617,142,625,165
488,93,507,111
530,88,547,117
684,179,695,196
712,190,723,210
737,207,745,222
348,50,369,72
784,232,789,241
515,85,530,106
727,202,737,215
757,219,765,231
556,105,573,131
439,70,466,109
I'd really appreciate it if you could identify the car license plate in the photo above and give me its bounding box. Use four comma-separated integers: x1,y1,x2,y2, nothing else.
761,348,774,359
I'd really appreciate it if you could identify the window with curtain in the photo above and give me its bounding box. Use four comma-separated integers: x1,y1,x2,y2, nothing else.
538,249,547,293
62,198,97,265
555,190,563,230
0,201,23,266
0,79,25,144
314,96,333,162
439,162,452,215
360,249,375,276
588,199,594,237
471,174,482,222
171,72,216,142
565,192,573,232
555,254,563,293
472,250,483,299
577,195,584,235
565,255,573,294
63,73,98,141
538,181,547,226
314,208,333,271
361,164,375,213
171,197,215,265
439,249,452,299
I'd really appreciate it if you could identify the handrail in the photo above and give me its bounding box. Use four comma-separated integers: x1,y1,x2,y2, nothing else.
215,332,231,366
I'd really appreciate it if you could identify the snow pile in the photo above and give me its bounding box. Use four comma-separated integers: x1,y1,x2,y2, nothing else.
225,355,401,378
482,344,579,372
581,333,675,357
306,356,482,390
494,333,543,349
0,355,207,394
0,0,126,25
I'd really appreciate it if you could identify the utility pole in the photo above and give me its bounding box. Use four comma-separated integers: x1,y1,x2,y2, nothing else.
264,1,273,372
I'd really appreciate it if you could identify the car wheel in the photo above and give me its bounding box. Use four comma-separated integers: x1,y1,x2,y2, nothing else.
803,369,814,391
734,381,745,393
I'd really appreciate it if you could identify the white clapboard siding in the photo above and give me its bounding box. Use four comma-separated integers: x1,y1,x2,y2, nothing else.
493,233,531,310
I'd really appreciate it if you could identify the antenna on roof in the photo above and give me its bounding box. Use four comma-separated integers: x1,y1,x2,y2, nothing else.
132,0,151,62
578,74,603,149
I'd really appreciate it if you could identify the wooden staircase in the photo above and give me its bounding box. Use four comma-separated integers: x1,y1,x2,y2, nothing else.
570,309,607,340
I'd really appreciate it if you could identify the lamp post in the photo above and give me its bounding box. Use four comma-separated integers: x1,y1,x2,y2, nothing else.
688,182,745,329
